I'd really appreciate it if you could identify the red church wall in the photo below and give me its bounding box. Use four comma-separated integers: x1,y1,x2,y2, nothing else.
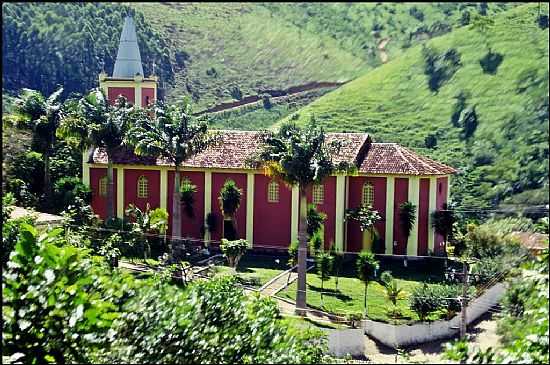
393,178,409,255
346,176,387,253
167,170,205,239
90,167,117,220
435,176,448,255
124,169,161,212
142,88,155,107
418,178,430,255
108,87,135,105
211,172,247,242
253,175,292,248
299,177,336,250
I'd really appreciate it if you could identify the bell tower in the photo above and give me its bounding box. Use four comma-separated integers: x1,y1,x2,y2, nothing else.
99,16,157,108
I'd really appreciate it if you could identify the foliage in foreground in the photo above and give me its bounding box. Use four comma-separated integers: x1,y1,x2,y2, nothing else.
444,250,549,364
2,223,326,364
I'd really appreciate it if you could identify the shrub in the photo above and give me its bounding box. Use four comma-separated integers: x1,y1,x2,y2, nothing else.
103,276,326,364
424,134,437,148
458,106,478,139
380,270,393,286
262,94,272,109
307,204,327,238
346,205,381,232
409,284,440,321
2,224,135,364
229,85,243,100
2,203,36,268
315,251,334,303
179,178,197,218
309,231,324,255
422,46,462,92
53,176,92,213
220,238,248,270
479,50,504,75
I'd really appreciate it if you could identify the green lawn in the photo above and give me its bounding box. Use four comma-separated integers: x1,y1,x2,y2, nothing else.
279,273,445,325
282,315,345,331
213,254,288,287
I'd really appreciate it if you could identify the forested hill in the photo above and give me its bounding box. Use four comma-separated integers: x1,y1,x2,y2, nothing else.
276,4,549,211
2,2,514,109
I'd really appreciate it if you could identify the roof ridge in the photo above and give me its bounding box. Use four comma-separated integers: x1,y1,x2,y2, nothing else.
394,145,420,175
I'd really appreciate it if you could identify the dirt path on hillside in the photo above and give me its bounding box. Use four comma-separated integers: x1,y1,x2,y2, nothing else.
378,38,390,64
364,312,501,363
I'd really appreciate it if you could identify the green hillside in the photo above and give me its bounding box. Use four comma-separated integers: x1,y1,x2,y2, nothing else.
3,2,512,112
277,4,549,210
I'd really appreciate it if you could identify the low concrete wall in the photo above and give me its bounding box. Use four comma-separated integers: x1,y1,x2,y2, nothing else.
363,283,506,348
326,329,365,358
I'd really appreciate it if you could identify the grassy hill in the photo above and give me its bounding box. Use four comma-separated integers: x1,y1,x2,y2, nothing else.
276,4,549,210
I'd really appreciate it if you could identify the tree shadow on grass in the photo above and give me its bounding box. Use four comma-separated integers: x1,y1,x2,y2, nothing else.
307,284,353,302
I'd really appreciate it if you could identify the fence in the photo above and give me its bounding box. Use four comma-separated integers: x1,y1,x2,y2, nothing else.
362,282,506,348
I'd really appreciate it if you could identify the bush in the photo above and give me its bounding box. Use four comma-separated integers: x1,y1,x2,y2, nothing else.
458,106,478,139
309,231,324,255
307,204,327,238
422,46,462,92
103,276,326,364
2,201,36,268
262,94,272,109
220,238,249,269
409,284,440,321
179,178,197,218
479,50,504,75
53,176,92,213
424,134,437,148
2,224,135,364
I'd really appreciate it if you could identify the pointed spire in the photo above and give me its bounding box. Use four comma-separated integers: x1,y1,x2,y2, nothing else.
112,16,144,78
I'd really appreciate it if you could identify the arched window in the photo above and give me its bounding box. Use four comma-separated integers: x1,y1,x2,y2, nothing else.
362,182,374,207
267,180,279,203
99,176,108,197
312,184,324,205
137,176,149,198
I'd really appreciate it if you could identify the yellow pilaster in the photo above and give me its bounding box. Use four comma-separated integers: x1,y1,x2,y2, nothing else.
408,177,420,256
246,173,254,248
116,167,124,218
385,176,395,255
160,168,167,211
335,174,346,252
428,177,437,253
82,150,90,187
204,171,212,241
291,185,299,245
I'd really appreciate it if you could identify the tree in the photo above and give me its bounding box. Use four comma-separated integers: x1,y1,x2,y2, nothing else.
125,203,169,260
431,203,456,255
315,251,333,305
124,99,217,240
6,87,64,208
356,250,379,316
250,120,354,314
380,271,402,307
220,238,248,271
58,89,134,221
346,205,382,251
219,179,242,240
329,244,344,290
399,201,416,265
287,241,299,284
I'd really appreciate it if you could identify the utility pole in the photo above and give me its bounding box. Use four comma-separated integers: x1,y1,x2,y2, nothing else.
460,260,469,339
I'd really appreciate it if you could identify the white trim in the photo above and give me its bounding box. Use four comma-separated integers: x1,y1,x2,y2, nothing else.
204,171,212,241
446,175,451,203
82,150,90,187
344,176,350,252
116,167,124,218
408,177,420,256
160,169,167,211
246,173,254,248
428,177,437,253
291,185,299,244
385,177,395,255
335,174,346,252
135,80,142,108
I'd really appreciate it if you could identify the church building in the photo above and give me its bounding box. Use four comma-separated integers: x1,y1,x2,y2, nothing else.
83,16,456,256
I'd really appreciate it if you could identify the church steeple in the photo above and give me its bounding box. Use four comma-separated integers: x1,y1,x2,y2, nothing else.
99,15,157,108
112,16,144,78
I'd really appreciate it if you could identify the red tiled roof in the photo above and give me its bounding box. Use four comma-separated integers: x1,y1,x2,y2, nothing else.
90,130,456,175
360,143,457,175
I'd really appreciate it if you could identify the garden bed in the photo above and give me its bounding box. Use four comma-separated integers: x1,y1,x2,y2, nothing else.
279,258,450,325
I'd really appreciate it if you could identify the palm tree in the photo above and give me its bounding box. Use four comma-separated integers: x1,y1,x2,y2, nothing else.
6,87,64,207
315,251,333,306
125,203,169,261
431,203,456,255
250,120,354,314
125,99,217,240
58,88,134,221
356,250,379,316
399,201,416,266
218,179,242,240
